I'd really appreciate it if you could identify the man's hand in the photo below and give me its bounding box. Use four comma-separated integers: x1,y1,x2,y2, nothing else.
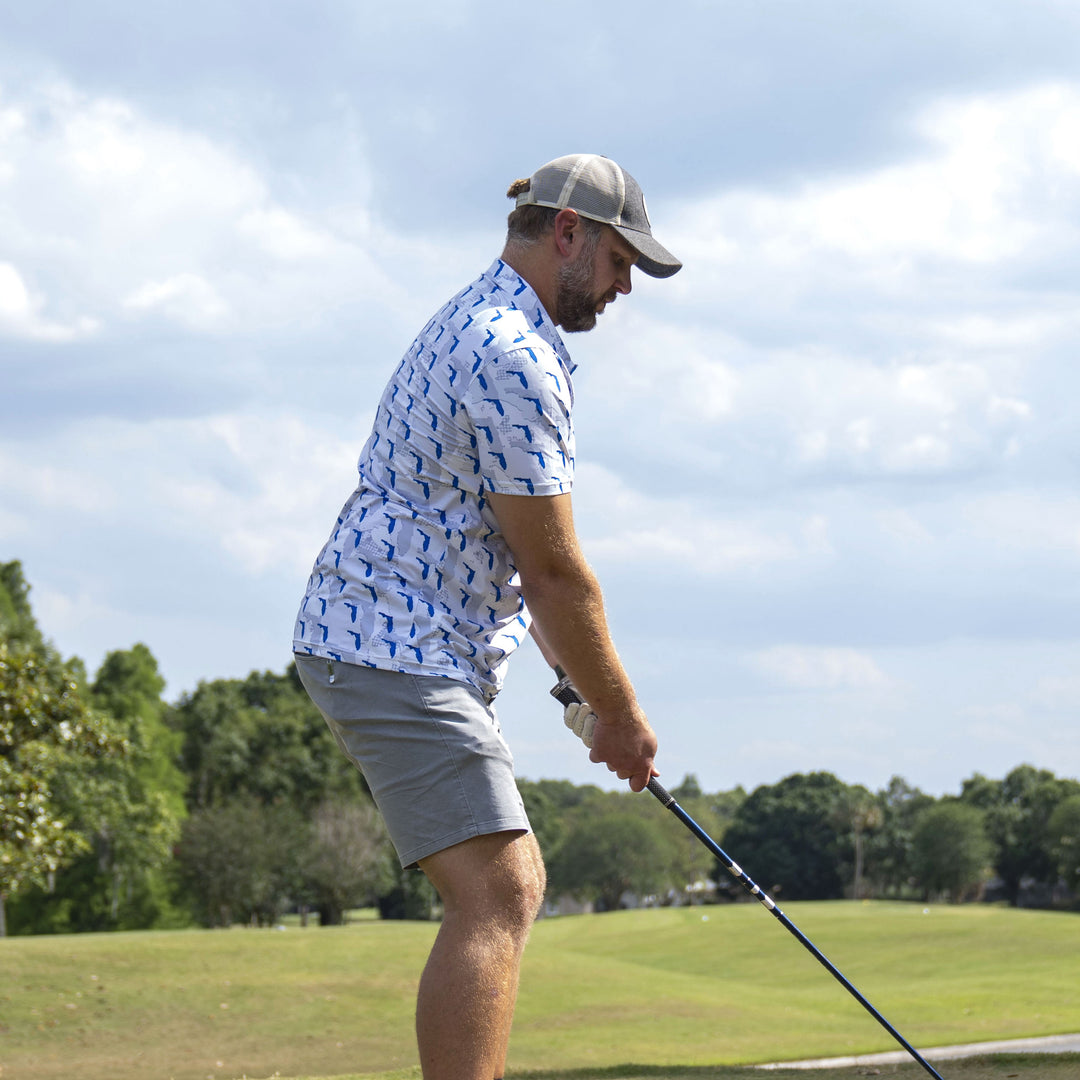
557,675,658,792
587,708,659,793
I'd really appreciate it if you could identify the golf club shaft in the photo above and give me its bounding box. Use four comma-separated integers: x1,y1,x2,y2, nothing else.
549,668,946,1080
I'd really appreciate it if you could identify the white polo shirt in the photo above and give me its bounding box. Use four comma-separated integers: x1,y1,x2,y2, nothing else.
293,259,576,698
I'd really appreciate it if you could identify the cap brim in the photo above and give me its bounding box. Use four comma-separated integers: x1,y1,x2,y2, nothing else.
613,225,682,279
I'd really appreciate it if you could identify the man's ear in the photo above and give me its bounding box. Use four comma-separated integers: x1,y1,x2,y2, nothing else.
552,208,581,258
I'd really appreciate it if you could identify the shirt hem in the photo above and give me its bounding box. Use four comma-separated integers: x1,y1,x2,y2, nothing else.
292,642,499,698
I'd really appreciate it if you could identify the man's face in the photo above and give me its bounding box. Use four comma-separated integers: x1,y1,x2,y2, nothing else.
556,225,638,333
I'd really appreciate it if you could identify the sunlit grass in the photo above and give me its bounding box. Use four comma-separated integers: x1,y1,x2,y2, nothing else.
2,902,1078,1080
292,1061,1080,1080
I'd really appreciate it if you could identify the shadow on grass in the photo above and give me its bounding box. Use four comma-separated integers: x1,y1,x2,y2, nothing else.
503,1054,1080,1080
327,1056,1080,1080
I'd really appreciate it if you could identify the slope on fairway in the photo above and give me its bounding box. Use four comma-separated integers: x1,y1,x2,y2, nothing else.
266,1054,1080,1080
509,902,1080,1067
2,902,1078,1080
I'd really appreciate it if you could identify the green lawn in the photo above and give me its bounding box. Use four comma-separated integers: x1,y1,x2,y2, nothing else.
2,901,1078,1080
292,1061,1080,1080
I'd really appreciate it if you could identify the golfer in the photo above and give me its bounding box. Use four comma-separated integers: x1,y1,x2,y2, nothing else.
293,153,681,1079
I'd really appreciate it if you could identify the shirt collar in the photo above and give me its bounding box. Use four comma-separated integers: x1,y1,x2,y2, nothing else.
484,258,575,375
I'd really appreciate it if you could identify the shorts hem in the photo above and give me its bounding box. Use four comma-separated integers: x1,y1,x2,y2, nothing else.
398,816,532,870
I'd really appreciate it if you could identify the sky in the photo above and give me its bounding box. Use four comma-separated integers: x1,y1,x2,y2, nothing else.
2,0,1080,799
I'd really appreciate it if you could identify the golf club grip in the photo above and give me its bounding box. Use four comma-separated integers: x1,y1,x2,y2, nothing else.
548,669,947,1080
549,668,581,708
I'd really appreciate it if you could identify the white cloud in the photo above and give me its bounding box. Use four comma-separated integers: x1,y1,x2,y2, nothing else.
0,439,118,521
932,312,1074,352
873,508,935,545
777,353,1033,474
236,207,342,261
4,31,1080,799
748,645,892,691
123,272,230,329
1032,673,1080,711
0,80,404,338
32,584,121,652
961,492,1080,554
585,308,742,422
0,262,32,318
0,260,99,341
671,81,1080,275
575,463,806,573
168,413,363,576
0,410,363,579
644,81,1080,503
688,347,1032,482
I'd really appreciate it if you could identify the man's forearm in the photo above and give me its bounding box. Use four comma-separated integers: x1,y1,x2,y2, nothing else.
519,560,642,724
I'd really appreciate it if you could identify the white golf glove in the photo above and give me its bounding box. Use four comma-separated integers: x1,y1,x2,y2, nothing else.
564,701,597,748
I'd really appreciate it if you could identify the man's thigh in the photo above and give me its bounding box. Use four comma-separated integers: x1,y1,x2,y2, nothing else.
294,655,532,869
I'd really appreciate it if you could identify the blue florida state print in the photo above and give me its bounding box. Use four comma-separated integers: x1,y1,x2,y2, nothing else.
293,259,576,698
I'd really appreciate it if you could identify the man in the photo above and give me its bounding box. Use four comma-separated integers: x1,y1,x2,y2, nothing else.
293,153,681,1079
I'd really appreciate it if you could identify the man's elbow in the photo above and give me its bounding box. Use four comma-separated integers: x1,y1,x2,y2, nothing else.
517,556,599,605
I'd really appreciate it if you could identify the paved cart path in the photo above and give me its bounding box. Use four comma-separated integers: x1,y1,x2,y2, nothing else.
756,1033,1080,1069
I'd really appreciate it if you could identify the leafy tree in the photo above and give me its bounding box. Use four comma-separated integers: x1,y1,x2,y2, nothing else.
1,562,128,935
720,772,852,901
92,644,186,819
518,778,605,815
171,664,434,925
300,798,395,925
910,801,992,901
547,809,671,911
961,766,1080,904
169,665,366,812
664,775,739,899
0,562,45,650
3,619,186,933
517,778,608,872
176,792,394,928
1047,794,1080,894
671,774,703,800
42,643,189,930
864,776,935,898
828,784,881,899
0,642,128,935
516,781,565,860
377,864,439,920
175,797,308,927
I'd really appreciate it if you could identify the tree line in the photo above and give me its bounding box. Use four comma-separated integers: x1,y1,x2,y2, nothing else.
3,559,1079,936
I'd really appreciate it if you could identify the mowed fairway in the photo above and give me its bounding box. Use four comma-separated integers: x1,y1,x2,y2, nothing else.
2,902,1079,1080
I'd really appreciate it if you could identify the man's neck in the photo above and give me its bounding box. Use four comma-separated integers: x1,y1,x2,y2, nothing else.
500,244,558,324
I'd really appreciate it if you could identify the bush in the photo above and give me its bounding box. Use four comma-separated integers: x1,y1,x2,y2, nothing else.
911,801,992,901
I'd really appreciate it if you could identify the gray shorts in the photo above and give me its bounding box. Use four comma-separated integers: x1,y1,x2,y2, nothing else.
294,655,531,868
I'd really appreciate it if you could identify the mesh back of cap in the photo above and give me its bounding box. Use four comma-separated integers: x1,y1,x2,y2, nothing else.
526,155,625,223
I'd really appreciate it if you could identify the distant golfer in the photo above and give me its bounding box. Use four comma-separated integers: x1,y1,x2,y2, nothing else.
293,153,681,1080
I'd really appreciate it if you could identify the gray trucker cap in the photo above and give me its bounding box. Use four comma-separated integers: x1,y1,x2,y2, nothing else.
511,153,682,279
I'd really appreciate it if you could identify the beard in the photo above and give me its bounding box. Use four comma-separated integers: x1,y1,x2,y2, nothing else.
555,228,605,333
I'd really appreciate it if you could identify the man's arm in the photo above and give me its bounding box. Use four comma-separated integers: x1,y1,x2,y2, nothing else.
486,490,657,791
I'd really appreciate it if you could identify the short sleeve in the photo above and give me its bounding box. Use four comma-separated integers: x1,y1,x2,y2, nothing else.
461,345,575,496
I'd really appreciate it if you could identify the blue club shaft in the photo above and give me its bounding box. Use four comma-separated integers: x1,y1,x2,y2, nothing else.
550,670,946,1080
646,775,946,1080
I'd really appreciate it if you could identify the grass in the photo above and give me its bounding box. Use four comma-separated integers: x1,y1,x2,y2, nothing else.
286,1060,1080,1080
1,901,1078,1080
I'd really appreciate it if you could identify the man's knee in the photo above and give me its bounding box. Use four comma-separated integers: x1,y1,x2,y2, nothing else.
422,831,546,929
510,835,546,925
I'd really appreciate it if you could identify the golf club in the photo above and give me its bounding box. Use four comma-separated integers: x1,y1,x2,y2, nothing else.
549,666,947,1080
